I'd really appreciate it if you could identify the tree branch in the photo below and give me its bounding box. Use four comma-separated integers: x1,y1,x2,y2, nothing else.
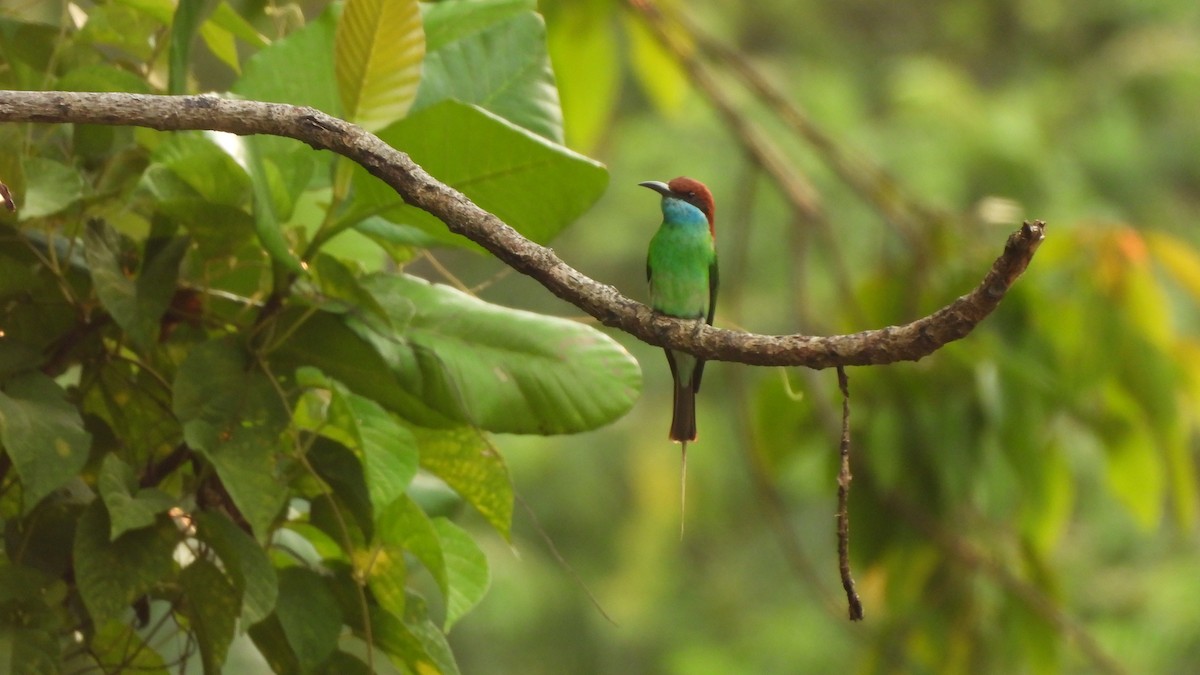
0,90,1044,368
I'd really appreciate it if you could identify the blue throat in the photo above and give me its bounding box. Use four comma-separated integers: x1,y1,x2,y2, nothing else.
661,197,708,228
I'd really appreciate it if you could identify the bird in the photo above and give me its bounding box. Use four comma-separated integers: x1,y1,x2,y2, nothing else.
641,177,718,532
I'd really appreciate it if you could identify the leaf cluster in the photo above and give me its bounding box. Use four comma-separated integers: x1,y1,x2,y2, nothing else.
0,0,634,672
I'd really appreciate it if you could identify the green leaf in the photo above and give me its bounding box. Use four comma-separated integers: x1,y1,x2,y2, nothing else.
416,5,562,141
347,100,607,248
355,273,641,434
336,389,417,512
544,1,619,150
244,134,304,274
224,5,322,264
73,502,178,625
82,359,182,473
173,339,289,536
1100,381,1164,529
80,2,161,62
310,254,392,333
421,0,532,51
167,0,207,94
179,558,240,673
19,157,84,220
433,518,488,631
0,563,64,674
84,220,189,350
207,0,268,48
198,15,240,74
97,454,175,540
145,132,251,207
195,511,278,627
275,567,342,672
89,620,168,673
57,63,154,93
624,11,690,115
0,372,92,510
0,237,79,370
231,5,340,115
295,371,420,530
371,599,460,675
362,538,407,620
335,0,425,132
300,439,375,553
370,494,447,618
268,308,456,428
412,425,512,539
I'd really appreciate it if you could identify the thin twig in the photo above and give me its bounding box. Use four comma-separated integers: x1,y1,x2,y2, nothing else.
835,366,862,620
515,492,618,626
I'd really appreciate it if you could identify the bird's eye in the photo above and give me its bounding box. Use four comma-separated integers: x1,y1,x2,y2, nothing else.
687,191,696,198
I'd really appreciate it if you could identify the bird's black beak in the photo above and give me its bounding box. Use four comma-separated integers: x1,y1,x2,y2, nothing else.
638,180,672,197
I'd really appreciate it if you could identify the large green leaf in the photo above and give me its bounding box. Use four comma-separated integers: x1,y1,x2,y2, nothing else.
173,339,289,537
346,100,607,248
0,372,92,511
195,511,278,627
231,5,339,115
335,0,424,132
179,558,239,673
73,503,178,625
422,0,532,51
354,272,641,435
416,2,562,141
223,2,326,271
275,567,342,672
411,425,512,539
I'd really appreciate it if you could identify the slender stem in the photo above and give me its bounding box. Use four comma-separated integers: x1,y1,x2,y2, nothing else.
835,366,863,620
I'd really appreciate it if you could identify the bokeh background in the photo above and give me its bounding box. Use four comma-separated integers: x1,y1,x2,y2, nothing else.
440,1,1200,673
4,0,1198,672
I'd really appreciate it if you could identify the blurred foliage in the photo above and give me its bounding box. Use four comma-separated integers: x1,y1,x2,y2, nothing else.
458,0,1200,674
0,0,1198,673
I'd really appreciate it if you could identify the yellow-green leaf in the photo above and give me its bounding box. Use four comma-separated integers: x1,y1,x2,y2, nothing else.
335,0,425,132
411,425,512,539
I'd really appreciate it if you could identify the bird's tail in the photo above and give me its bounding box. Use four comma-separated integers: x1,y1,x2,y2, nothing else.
679,440,687,540
669,376,697,442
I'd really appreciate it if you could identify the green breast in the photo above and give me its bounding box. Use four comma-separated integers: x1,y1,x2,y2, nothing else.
647,223,714,319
